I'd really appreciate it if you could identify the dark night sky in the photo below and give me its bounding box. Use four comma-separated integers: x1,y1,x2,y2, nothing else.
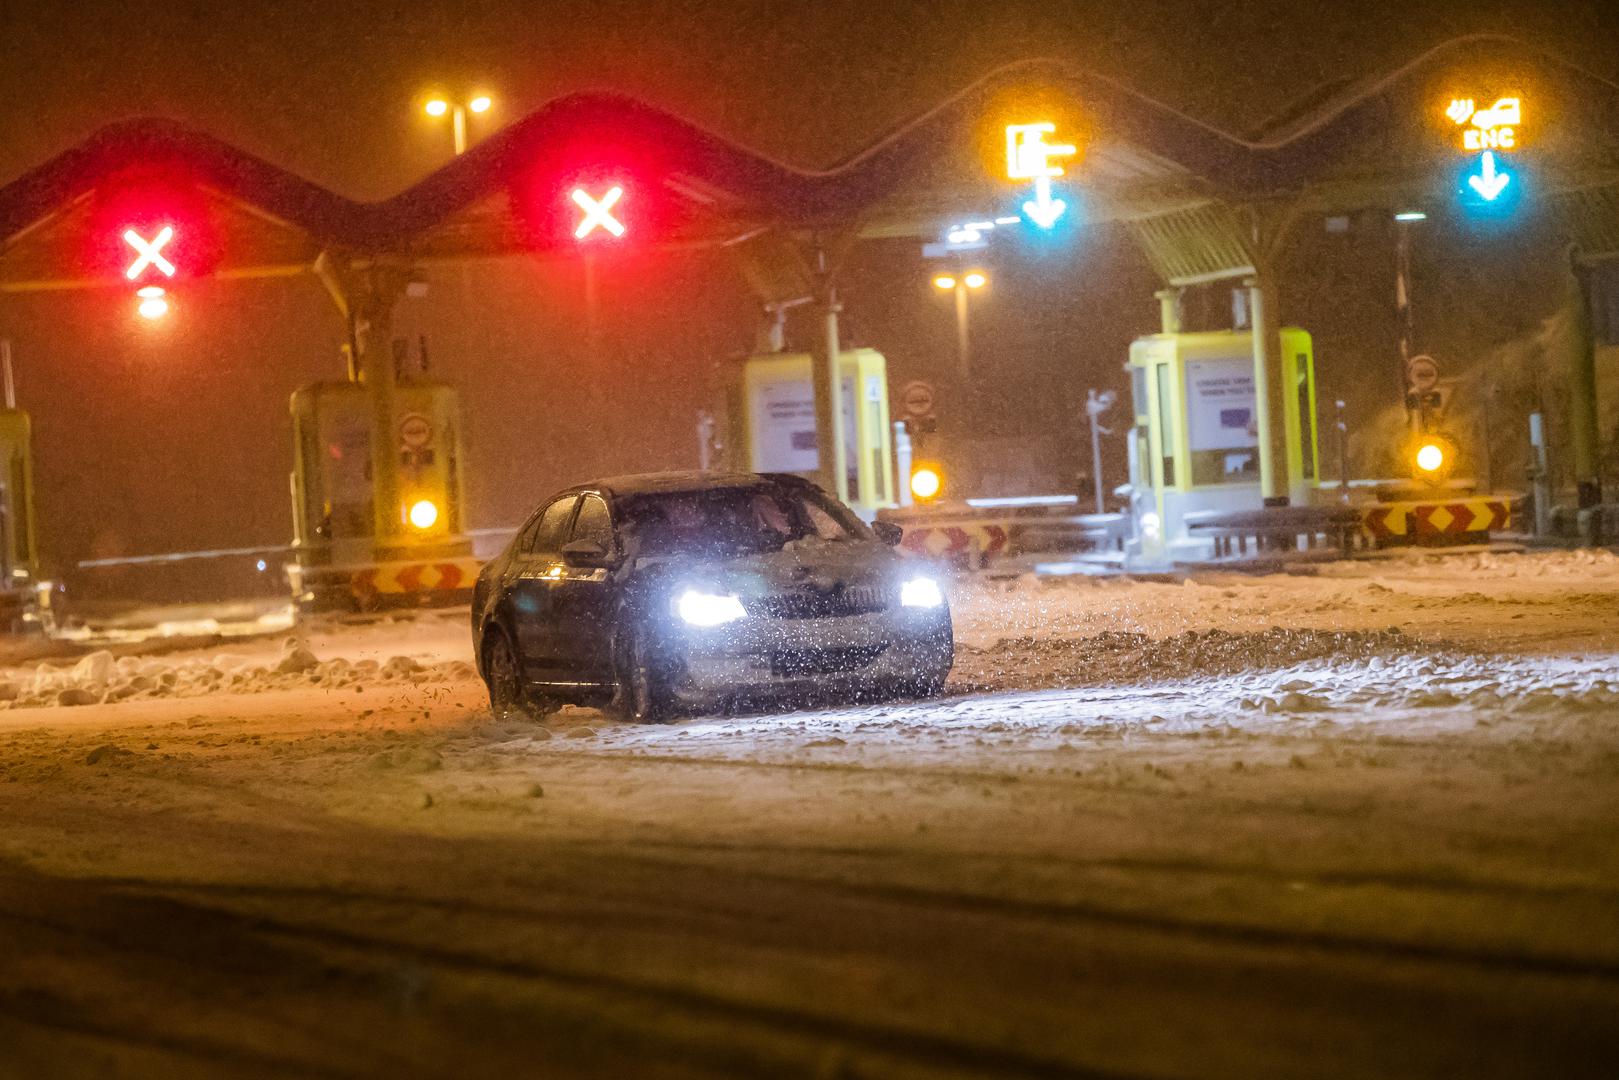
1,1,1615,592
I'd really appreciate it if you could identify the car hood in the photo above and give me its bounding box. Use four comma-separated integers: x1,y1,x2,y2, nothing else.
638,536,899,597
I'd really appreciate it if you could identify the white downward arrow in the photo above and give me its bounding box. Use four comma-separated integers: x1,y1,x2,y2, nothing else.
1468,151,1510,201
1022,176,1067,229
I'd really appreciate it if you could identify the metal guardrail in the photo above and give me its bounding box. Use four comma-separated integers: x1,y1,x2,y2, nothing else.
1182,505,1367,559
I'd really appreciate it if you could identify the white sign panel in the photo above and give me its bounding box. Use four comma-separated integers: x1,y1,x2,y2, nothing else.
1185,357,1258,453
751,378,818,473
749,375,859,475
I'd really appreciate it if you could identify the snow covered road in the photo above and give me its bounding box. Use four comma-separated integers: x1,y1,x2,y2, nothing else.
2,550,1618,1077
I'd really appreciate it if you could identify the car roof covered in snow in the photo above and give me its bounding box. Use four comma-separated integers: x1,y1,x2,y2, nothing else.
575,471,814,499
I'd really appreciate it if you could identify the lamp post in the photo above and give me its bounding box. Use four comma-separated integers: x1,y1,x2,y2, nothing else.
931,269,987,382
424,93,493,156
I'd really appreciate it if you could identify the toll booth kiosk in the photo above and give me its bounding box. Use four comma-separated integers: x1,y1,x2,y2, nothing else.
1126,328,1319,563
287,378,478,610
722,349,897,517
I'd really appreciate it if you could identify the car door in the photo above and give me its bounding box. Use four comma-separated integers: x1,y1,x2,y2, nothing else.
551,492,620,685
505,494,577,682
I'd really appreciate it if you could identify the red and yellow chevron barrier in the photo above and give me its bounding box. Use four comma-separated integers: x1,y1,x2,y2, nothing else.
349,556,482,600
899,522,1010,564
1362,498,1511,544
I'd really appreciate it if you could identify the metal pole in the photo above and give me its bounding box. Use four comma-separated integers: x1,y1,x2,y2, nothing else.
1529,412,1552,536
696,410,714,471
894,421,913,508
360,276,402,549
1090,407,1105,514
452,106,468,156
0,339,14,409
810,242,849,501
1569,258,1603,509
1246,272,1290,506
822,288,849,502
954,282,971,382
1396,218,1413,412
1155,288,1181,335
1335,399,1350,503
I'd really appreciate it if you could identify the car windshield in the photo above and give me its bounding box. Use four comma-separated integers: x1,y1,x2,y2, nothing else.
620,484,868,556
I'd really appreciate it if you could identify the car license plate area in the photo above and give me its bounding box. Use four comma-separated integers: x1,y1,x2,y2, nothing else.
769,644,887,678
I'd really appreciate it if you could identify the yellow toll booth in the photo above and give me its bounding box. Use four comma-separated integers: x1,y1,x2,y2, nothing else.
722,349,897,516
287,379,477,610
1127,328,1319,562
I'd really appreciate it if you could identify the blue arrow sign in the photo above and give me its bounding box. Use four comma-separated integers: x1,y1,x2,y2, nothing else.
1022,176,1067,229
1467,151,1511,202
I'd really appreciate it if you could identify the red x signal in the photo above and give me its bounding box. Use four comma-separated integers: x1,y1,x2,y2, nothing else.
124,226,176,280
571,186,625,240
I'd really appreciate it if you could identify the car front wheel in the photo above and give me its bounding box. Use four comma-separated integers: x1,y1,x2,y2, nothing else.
609,619,673,724
483,627,525,717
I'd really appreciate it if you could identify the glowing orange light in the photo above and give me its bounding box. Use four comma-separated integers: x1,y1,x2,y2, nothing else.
468,95,492,113
424,99,449,117
964,271,988,289
135,285,168,321
1005,122,1076,180
407,499,440,529
932,275,956,290
123,226,175,280
571,185,625,239
910,466,942,501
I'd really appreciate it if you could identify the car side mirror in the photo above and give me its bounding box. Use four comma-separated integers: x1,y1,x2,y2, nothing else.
561,539,609,567
872,520,904,547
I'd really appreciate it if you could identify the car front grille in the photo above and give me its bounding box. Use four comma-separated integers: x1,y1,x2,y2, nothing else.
769,644,888,677
755,585,890,620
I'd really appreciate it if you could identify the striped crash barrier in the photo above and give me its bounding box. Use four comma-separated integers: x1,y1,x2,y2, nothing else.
346,556,482,601
898,521,1011,565
1361,497,1512,544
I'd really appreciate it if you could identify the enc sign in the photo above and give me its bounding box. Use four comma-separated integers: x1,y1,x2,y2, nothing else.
1447,96,1521,152
1445,94,1523,206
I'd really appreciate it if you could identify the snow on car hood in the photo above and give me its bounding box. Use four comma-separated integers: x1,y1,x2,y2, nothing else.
641,536,900,598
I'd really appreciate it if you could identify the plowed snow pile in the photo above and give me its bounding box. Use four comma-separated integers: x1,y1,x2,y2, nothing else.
4,547,1618,712
0,638,476,710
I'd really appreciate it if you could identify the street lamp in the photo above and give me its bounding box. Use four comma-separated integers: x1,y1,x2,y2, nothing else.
932,269,988,381
423,92,493,156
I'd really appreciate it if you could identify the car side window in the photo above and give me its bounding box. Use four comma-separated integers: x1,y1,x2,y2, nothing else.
523,496,578,555
570,494,614,551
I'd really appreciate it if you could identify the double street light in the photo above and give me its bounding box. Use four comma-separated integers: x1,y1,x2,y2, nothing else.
423,93,493,156
932,269,989,381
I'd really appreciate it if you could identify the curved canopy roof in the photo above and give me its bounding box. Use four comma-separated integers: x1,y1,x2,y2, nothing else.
1,33,1616,288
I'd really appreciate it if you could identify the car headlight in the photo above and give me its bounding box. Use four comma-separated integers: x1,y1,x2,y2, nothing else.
900,576,944,609
676,589,746,627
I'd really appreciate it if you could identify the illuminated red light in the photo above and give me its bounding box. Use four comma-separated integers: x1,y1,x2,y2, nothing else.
124,225,177,280
571,185,625,239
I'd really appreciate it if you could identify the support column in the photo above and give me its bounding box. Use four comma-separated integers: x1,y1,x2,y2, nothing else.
1247,269,1290,506
355,265,410,554
813,284,849,502
1155,288,1182,335
1569,257,1603,509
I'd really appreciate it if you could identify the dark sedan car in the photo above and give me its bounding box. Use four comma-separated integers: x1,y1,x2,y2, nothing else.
472,471,953,721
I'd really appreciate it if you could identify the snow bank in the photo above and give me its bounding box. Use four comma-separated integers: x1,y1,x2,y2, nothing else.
0,637,477,710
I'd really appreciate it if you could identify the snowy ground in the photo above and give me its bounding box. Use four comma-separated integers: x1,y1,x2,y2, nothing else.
2,550,1618,1077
